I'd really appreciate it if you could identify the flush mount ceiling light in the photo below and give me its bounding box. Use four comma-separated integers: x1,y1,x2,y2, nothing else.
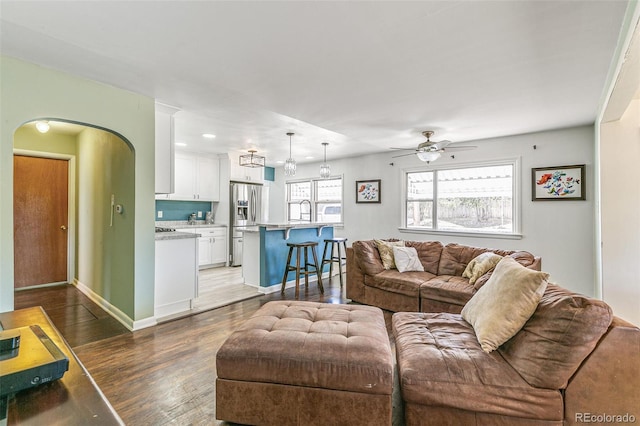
319,142,331,178
239,149,265,168
284,132,296,176
202,133,216,139
35,121,50,133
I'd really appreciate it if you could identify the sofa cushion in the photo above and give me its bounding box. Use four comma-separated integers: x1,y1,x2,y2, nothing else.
393,312,563,420
374,239,405,270
366,270,433,298
498,284,613,389
461,257,549,353
462,252,503,285
420,276,475,306
393,246,424,273
405,241,443,274
352,240,385,276
473,251,537,290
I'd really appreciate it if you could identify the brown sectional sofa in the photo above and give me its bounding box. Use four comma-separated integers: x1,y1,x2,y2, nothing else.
347,239,639,425
393,284,640,425
346,239,541,313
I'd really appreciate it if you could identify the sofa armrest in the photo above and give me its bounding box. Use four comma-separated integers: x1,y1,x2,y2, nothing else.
346,247,366,303
564,317,640,425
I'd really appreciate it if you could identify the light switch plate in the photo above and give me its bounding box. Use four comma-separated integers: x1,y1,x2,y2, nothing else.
157,211,163,218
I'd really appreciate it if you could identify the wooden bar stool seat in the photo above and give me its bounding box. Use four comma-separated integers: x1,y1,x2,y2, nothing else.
321,237,348,287
281,241,324,298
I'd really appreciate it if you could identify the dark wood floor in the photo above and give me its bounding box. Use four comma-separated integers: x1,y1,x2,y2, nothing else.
13,275,397,425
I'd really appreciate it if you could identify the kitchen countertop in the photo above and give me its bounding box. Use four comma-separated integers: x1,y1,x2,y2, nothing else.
156,220,227,229
259,222,338,229
155,231,200,241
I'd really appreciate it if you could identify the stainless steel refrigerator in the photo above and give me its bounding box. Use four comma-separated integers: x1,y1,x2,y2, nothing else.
229,182,263,266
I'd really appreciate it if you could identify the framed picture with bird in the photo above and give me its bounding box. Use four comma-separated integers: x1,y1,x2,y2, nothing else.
532,165,585,201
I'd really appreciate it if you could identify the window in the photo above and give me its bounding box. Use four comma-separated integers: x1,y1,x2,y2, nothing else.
405,162,516,235
286,177,343,223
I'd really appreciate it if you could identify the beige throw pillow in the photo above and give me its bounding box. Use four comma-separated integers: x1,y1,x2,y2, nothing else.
374,239,405,270
461,257,549,353
462,252,503,285
392,246,424,273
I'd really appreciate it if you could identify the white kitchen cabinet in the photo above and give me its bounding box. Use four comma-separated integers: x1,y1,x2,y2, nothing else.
183,226,227,268
154,103,179,194
229,152,264,183
170,152,220,201
155,236,198,318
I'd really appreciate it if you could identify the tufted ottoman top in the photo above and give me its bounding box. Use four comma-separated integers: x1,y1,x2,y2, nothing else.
216,301,393,395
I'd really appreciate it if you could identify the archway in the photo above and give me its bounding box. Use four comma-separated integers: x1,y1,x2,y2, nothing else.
13,119,136,309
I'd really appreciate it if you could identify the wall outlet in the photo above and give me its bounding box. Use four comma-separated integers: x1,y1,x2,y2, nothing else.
157,211,163,218
197,211,202,218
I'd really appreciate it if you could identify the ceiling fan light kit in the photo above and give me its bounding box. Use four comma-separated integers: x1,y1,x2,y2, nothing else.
391,130,477,163
239,149,265,168
284,132,297,176
319,142,331,178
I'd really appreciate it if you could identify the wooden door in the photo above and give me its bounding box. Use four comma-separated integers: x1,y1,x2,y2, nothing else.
14,155,69,288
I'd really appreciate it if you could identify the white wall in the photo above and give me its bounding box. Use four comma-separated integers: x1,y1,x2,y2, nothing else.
600,100,640,325
272,125,597,296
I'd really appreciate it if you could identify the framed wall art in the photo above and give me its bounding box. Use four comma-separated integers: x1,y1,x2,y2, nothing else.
356,179,381,203
532,164,585,201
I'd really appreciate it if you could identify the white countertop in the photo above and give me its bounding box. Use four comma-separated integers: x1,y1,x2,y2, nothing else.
258,222,338,230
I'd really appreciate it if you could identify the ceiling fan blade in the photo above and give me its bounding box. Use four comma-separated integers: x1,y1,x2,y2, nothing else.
389,147,416,151
391,152,419,159
441,145,477,152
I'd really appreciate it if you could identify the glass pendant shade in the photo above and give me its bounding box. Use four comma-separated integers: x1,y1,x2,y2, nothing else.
284,157,297,176
417,151,441,162
284,132,296,176
239,150,265,168
319,142,331,178
319,163,331,178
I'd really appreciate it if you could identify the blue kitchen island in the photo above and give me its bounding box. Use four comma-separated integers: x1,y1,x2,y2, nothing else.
242,223,335,292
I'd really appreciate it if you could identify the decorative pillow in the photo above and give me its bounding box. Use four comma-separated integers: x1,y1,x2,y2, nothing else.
392,246,425,273
462,252,503,285
374,239,405,270
461,257,549,353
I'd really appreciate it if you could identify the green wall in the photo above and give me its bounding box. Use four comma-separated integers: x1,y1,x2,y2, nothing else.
77,128,135,316
0,56,155,326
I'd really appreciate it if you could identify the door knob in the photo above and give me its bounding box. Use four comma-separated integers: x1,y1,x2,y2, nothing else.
60,225,67,230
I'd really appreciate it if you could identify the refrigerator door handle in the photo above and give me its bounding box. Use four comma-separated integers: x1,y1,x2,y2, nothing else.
250,188,257,222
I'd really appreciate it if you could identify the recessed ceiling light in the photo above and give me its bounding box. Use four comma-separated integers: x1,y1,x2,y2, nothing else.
175,142,187,147
276,160,285,164
305,156,314,159
202,133,216,139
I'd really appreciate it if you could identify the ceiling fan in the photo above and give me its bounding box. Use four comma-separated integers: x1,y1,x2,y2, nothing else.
391,131,477,163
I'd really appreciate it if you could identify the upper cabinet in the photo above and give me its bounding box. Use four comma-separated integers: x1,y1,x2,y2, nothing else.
154,103,180,194
228,152,264,183
169,152,220,201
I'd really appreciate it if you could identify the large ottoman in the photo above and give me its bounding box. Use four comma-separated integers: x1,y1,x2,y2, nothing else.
216,301,394,425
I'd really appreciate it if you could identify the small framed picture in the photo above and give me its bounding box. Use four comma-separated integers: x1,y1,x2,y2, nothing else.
356,179,381,203
532,165,585,201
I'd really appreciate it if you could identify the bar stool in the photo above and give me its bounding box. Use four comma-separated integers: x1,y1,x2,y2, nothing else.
321,237,348,287
281,241,324,298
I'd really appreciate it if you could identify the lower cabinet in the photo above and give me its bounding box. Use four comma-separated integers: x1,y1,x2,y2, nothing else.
155,236,198,318
190,227,227,268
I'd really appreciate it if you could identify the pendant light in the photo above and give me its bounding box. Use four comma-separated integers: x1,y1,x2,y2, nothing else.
239,149,265,168
284,132,296,176
319,142,331,178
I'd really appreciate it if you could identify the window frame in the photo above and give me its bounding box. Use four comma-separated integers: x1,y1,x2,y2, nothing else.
400,158,521,239
285,176,344,224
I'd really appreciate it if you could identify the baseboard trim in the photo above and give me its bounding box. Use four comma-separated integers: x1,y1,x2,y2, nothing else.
73,279,157,331
257,271,334,294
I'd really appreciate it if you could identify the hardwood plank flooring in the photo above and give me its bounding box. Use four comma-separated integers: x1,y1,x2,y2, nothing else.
12,271,401,425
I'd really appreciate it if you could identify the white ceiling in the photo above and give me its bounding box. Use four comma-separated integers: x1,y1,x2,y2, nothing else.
0,1,629,166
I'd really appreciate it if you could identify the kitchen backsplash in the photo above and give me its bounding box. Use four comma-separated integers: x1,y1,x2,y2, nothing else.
155,200,215,221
